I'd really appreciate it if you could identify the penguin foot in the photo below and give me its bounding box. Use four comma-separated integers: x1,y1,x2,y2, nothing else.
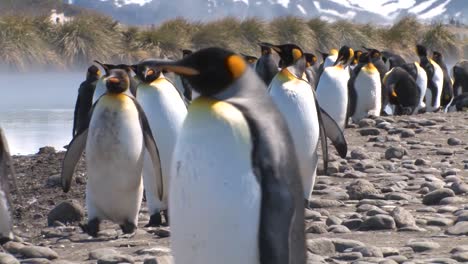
163,210,169,226
80,218,100,237
145,213,162,227
120,221,137,235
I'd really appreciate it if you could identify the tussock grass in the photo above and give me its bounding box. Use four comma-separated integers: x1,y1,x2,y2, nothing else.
0,12,465,71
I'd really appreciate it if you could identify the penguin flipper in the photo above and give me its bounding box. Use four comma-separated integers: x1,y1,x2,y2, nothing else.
319,108,348,158
130,98,164,201
61,129,88,193
0,128,17,206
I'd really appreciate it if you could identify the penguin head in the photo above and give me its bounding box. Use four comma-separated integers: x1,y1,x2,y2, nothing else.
352,50,363,65
105,69,130,94
416,44,428,57
86,65,101,81
258,43,273,55
432,51,443,61
94,61,132,76
365,48,382,60
333,46,354,67
241,53,258,66
304,53,318,68
261,43,304,67
182,49,193,58
131,61,162,83
142,47,249,96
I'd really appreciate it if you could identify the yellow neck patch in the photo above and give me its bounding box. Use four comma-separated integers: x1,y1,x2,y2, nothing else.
278,68,297,81
330,49,338,56
292,48,303,61
226,55,246,79
362,63,377,74
189,97,247,130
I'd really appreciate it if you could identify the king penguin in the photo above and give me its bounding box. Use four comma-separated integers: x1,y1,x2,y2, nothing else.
316,45,354,130
132,60,187,227
266,42,347,203
348,53,382,123
317,48,339,78
452,60,468,96
61,69,162,237
73,65,101,136
92,61,139,103
255,43,280,86
381,51,406,70
416,44,444,112
382,66,421,115
144,47,306,264
304,53,319,88
399,62,428,113
432,51,454,107
241,53,258,69
174,49,196,101
0,128,16,244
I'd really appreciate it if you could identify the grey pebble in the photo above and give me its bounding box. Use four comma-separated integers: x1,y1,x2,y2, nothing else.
446,222,468,235
47,200,85,226
405,240,440,252
391,207,416,228
19,246,58,260
360,215,396,230
422,188,455,205
0,253,19,264
306,238,335,256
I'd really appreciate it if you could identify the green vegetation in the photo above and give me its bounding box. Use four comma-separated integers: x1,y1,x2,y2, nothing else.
0,12,466,71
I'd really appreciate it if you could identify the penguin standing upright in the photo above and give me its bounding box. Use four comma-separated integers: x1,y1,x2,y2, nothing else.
132,60,187,227
255,43,279,86
0,128,16,244
317,48,338,77
452,60,468,96
416,45,444,112
381,51,406,70
73,65,101,136
316,46,354,130
61,69,162,237
432,51,454,107
145,47,306,264
350,50,363,70
304,53,319,87
174,49,195,101
348,53,382,123
362,48,389,114
92,62,139,103
266,43,347,202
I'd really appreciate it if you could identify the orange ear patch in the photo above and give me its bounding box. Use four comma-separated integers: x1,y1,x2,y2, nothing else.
108,77,120,84
292,48,303,61
226,55,247,79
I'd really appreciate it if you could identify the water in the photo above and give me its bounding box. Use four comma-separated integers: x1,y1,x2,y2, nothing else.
0,72,85,155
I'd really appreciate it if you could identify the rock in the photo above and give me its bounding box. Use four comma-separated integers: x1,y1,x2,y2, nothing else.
0,253,19,264
342,219,364,230
426,217,454,227
391,207,416,228
347,180,380,200
380,247,400,257
47,200,85,226
136,246,171,256
452,252,468,262
305,222,328,234
18,246,58,260
3,242,25,255
422,188,455,205
385,192,412,201
351,149,370,160
38,146,56,154
97,254,134,264
307,238,335,256
447,137,462,146
19,259,51,264
456,212,468,223
400,129,415,138
308,199,342,208
360,215,396,230
406,240,440,252
440,196,465,205
415,158,429,166
143,256,173,264
326,215,342,226
450,245,468,253
450,182,468,194
304,209,321,221
359,119,376,128
359,128,380,136
385,147,407,160
89,249,120,260
352,246,384,258
331,238,365,252
333,252,362,261
328,225,351,233
447,222,468,236
45,174,61,187
436,149,454,156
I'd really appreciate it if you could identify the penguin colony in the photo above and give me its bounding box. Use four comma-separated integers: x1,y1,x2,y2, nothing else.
1,42,468,264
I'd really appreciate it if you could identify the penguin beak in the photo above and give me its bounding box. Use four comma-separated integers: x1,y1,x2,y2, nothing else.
145,60,200,76
106,76,120,84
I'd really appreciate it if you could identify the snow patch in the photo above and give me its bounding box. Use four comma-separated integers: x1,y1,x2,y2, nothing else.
276,0,289,8
408,0,438,14
297,4,307,15
417,0,451,20
233,0,249,4
313,1,356,20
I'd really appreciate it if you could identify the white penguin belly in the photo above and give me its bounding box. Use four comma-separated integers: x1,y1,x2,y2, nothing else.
86,94,144,224
415,63,428,110
0,190,12,239
352,70,382,122
269,76,319,199
323,55,338,69
170,98,260,264
316,67,349,130
137,78,187,214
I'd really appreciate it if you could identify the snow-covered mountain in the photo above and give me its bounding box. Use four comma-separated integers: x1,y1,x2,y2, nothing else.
67,0,468,25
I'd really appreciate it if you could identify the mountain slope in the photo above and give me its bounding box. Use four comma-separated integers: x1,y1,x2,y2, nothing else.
67,0,468,25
